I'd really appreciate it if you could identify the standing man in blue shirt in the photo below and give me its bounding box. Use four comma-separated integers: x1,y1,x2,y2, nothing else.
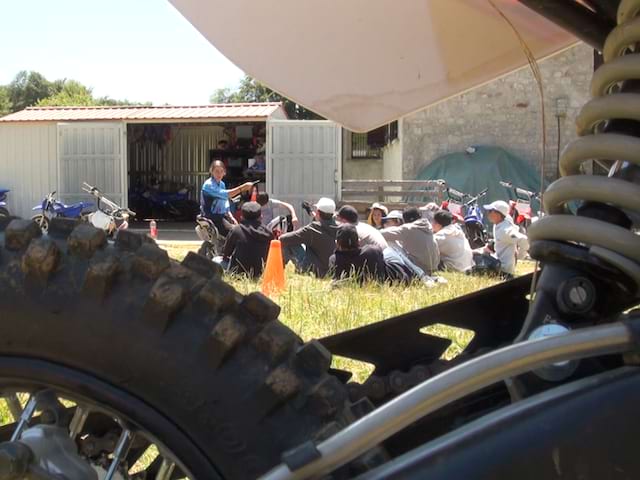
201,160,254,237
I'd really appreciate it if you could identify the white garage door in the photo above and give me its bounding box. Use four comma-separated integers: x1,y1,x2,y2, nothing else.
267,120,341,221
58,122,127,208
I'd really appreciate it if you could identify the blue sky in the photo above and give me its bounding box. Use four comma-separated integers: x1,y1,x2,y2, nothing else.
0,0,245,105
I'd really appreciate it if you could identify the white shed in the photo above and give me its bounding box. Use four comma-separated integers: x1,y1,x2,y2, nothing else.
0,104,342,220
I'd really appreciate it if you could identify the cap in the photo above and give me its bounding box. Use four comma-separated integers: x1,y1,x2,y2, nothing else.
370,202,389,216
336,205,359,224
336,224,359,249
241,201,262,219
483,200,510,217
382,210,403,221
403,207,421,223
314,197,336,214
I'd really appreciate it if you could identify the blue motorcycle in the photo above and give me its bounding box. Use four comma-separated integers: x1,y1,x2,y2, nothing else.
462,188,488,249
32,191,94,234
441,183,488,249
0,188,9,217
130,181,200,221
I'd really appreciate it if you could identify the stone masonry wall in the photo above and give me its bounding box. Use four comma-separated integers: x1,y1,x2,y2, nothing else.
402,43,593,181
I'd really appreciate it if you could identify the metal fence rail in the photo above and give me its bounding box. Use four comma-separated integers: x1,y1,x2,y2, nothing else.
341,180,445,210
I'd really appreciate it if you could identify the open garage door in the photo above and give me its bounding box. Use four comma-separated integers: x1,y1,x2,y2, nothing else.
58,122,127,208
267,120,341,221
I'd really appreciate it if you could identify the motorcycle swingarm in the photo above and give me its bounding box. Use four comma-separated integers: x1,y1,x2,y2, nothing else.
320,274,533,376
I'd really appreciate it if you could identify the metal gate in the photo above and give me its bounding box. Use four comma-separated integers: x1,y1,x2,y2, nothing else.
267,120,341,221
57,123,127,208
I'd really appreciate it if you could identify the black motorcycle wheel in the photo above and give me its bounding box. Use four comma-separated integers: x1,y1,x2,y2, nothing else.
0,361,212,478
464,223,487,250
0,218,352,479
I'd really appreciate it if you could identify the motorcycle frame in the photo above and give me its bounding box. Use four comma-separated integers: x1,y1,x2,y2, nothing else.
262,319,640,479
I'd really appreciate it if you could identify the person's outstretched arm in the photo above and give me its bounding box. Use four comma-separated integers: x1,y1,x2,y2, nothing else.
226,182,254,199
273,199,299,228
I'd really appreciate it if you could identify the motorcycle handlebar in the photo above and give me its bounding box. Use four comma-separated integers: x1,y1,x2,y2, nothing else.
447,187,467,200
464,188,488,206
499,181,539,200
515,186,538,199
114,208,136,219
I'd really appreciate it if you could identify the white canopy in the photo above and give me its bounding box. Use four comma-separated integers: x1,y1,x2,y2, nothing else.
170,0,576,132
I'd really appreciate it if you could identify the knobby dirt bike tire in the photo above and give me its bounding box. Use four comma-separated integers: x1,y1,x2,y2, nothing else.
0,217,362,479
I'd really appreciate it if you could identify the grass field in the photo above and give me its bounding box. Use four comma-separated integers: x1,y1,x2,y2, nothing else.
163,242,535,381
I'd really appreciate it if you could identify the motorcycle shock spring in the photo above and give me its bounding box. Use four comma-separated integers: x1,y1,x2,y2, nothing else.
527,0,640,294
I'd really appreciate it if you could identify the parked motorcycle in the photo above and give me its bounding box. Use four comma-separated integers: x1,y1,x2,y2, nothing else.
32,191,94,234
130,180,200,221
499,181,541,233
196,181,263,259
462,188,489,249
196,211,289,261
0,188,9,217
195,214,225,260
266,214,290,239
82,183,135,237
440,183,489,249
439,184,467,223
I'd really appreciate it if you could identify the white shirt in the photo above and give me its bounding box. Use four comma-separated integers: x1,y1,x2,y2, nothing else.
434,224,474,272
493,218,529,275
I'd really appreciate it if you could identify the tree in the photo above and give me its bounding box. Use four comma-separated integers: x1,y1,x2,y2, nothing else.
211,75,323,120
38,80,94,107
3,71,151,111
95,96,152,107
7,71,58,112
0,86,11,117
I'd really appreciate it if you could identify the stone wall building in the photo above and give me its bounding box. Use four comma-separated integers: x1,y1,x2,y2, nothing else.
401,43,593,181
343,43,594,184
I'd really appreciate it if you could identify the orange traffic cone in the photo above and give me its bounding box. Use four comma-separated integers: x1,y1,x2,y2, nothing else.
262,239,286,296
250,186,258,202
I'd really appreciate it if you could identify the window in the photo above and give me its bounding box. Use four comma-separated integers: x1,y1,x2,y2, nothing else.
350,121,399,159
351,132,382,158
387,120,399,143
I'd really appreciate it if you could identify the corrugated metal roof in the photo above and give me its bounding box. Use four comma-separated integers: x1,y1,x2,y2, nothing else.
0,103,285,123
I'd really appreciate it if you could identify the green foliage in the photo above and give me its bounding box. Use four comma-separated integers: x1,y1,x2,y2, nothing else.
95,96,152,107
0,86,11,117
212,75,323,120
0,71,149,114
38,80,94,107
7,71,59,112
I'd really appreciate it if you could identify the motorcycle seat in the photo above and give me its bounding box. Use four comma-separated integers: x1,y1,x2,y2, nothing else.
53,201,93,218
